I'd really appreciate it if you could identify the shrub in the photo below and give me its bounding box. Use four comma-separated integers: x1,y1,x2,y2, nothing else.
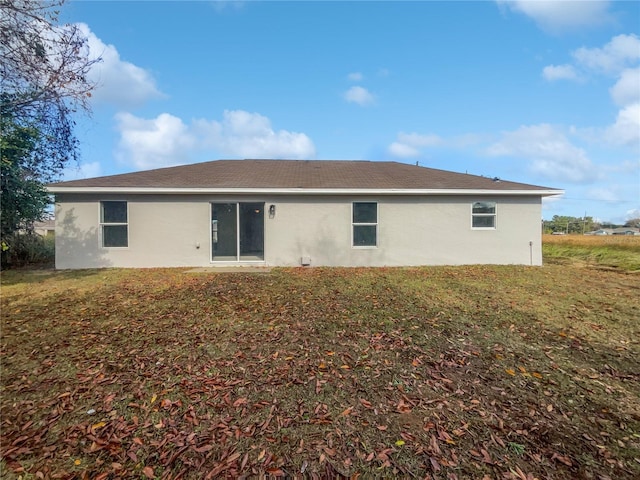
1,233,55,268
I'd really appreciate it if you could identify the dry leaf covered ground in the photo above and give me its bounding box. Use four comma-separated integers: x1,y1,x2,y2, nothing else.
1,260,639,479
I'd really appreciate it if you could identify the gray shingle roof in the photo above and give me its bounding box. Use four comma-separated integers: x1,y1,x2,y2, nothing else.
49,159,559,193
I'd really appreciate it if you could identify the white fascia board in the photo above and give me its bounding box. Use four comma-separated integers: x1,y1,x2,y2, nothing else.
48,186,565,197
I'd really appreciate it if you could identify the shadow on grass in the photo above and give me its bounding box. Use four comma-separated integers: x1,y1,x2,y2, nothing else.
0,268,106,286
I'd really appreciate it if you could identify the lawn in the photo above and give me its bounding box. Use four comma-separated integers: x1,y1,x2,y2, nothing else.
543,234,640,272
1,261,639,478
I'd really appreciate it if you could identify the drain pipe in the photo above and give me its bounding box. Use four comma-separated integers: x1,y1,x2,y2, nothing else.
529,241,533,266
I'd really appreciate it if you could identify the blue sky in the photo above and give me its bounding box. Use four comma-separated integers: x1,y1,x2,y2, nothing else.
61,1,639,223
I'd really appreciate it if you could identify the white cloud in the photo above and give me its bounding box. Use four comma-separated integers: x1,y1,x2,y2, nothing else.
194,110,316,159
573,34,640,75
77,23,163,108
62,161,102,181
347,72,363,81
388,142,420,158
115,110,315,170
604,103,640,147
542,64,580,81
387,132,443,158
487,124,598,183
586,186,622,203
344,86,375,106
497,0,612,32
602,159,640,174
610,68,640,107
625,209,640,221
115,112,197,169
542,195,563,211
387,132,484,158
397,132,443,148
540,35,639,152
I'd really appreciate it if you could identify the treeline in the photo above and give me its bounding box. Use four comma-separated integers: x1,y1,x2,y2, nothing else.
543,215,640,234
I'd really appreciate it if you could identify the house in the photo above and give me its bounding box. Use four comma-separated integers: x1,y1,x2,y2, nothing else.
611,227,640,236
585,228,640,236
17,219,55,237
47,159,563,269
33,219,55,237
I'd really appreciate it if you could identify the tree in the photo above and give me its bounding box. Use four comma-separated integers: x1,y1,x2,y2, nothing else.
0,0,98,244
624,218,640,228
0,112,50,239
543,215,597,234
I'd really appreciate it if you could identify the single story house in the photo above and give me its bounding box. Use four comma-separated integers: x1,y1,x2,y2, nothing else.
47,159,563,269
17,219,55,237
33,219,56,237
585,227,640,236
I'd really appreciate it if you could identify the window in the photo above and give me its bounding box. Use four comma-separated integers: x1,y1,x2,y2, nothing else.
353,202,377,247
472,201,496,229
101,201,128,247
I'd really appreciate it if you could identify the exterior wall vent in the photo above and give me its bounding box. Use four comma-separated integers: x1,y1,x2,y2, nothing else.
300,256,311,266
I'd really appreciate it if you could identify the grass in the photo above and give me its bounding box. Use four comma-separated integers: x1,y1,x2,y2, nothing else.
543,234,640,272
1,254,639,478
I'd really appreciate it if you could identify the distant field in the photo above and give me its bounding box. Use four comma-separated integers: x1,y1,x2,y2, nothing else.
543,234,640,272
544,233,640,248
1,262,639,479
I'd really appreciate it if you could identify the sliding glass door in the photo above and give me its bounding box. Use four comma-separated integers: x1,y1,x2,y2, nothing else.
211,202,264,261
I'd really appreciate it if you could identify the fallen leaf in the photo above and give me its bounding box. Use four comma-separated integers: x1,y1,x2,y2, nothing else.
233,397,248,407
142,466,154,478
551,452,572,466
340,406,353,416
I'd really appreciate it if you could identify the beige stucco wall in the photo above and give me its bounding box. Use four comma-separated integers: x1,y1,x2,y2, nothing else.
54,194,543,269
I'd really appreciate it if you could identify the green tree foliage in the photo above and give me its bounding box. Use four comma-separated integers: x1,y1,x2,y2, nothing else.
0,0,99,262
543,215,598,234
0,112,50,238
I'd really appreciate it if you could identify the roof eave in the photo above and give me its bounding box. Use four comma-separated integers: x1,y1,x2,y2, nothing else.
48,186,565,197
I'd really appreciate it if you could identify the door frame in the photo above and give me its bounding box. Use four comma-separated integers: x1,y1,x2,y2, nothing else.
210,201,265,263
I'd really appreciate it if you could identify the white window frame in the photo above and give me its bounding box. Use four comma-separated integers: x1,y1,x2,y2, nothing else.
100,201,129,248
471,201,497,230
352,201,378,248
